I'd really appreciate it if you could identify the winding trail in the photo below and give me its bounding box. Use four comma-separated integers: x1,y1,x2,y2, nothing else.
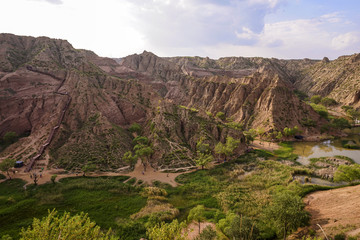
24,66,71,172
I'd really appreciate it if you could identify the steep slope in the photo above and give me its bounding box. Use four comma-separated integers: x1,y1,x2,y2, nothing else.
294,54,360,108
121,52,324,133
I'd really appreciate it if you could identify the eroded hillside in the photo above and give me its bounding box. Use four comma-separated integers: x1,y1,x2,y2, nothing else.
0,34,358,171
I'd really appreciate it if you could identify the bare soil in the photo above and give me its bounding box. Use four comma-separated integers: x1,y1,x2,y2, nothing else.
251,140,279,151
0,158,194,187
304,184,360,238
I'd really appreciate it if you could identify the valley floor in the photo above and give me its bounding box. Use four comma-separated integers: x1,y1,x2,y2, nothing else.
0,158,193,187
305,184,360,238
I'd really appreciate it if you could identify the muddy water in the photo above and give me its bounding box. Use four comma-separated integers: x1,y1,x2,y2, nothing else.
293,128,360,165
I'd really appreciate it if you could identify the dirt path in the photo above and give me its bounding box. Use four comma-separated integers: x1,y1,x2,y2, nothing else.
251,140,279,151
185,221,216,239
304,184,360,239
0,158,196,187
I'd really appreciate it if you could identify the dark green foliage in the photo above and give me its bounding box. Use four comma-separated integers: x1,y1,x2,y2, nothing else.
320,97,337,106
0,158,16,179
133,136,149,145
129,123,142,134
0,132,19,152
265,192,309,240
216,111,226,120
310,103,329,119
195,225,216,240
294,90,308,101
300,118,316,127
310,95,322,104
331,118,351,129
217,212,258,240
334,233,346,240
341,140,360,149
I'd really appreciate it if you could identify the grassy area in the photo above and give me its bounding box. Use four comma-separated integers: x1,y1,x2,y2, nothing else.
273,142,298,161
0,176,147,239
0,150,335,239
0,173,5,180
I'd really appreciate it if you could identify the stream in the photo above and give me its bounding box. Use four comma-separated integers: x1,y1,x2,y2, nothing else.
293,128,360,165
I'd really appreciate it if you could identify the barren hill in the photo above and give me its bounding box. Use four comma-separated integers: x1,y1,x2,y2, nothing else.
0,34,358,171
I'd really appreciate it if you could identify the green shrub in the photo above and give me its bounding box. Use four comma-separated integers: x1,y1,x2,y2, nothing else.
310,95,322,104
320,97,337,106
216,112,226,120
129,123,142,134
334,233,346,240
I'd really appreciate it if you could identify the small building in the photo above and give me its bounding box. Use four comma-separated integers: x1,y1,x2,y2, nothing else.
14,161,24,168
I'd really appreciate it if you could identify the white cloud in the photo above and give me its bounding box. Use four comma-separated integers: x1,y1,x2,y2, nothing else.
332,32,360,50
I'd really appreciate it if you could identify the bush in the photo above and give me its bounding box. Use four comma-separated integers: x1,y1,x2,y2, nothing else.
310,95,322,104
331,118,351,129
216,112,226,120
310,103,328,119
320,97,337,106
334,233,346,240
129,123,142,134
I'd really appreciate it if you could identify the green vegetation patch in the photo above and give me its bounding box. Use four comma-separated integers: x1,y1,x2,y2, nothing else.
273,142,298,161
0,177,146,239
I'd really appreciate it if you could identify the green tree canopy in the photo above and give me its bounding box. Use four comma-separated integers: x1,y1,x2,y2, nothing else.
217,212,258,240
128,123,142,134
81,163,97,176
310,95,322,104
265,192,308,240
122,151,137,167
0,158,15,179
188,205,206,234
20,209,117,240
147,219,186,240
195,153,214,170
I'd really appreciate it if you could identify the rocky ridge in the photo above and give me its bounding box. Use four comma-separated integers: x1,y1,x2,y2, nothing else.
0,34,358,171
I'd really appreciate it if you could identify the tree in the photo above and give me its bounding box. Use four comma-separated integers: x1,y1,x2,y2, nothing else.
320,97,337,106
51,174,57,184
196,138,210,154
266,192,308,240
20,209,117,240
215,137,240,161
135,146,154,163
0,158,15,179
132,136,149,145
147,219,186,240
243,129,257,145
331,117,351,129
334,164,360,182
310,95,322,104
188,205,205,234
216,111,226,120
224,137,240,159
195,153,214,170
195,225,216,240
82,163,97,176
123,151,137,168
129,123,142,134
215,142,226,161
217,212,258,240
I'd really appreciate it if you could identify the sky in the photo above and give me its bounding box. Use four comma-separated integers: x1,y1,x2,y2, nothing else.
1,0,360,59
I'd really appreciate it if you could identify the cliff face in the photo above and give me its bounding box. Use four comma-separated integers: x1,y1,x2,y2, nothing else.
0,34,357,171
294,54,360,108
